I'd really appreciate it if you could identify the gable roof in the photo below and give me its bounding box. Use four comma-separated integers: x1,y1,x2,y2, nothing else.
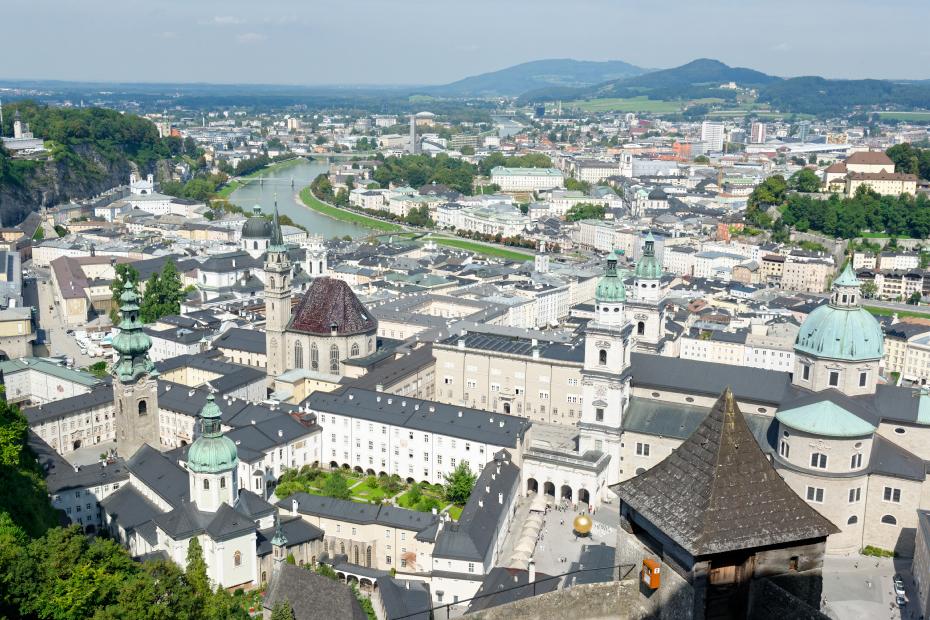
262,563,367,620
611,388,838,557
288,277,377,336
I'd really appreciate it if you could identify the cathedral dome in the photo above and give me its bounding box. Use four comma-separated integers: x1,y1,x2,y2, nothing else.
187,394,238,474
795,264,883,362
242,206,274,239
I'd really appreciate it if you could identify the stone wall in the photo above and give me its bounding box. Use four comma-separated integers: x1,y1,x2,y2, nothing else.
747,576,829,620
466,581,651,620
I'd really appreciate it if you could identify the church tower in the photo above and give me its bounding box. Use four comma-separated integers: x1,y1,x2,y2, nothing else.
534,240,550,274
112,281,160,458
304,235,328,279
626,232,666,353
187,393,238,513
265,196,292,379
579,250,630,484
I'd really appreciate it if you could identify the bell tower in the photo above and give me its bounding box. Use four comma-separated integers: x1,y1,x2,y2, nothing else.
627,232,666,353
112,281,160,458
265,195,292,379
579,250,630,484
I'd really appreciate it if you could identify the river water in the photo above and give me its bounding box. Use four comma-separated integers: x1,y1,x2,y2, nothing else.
228,158,368,238
493,116,525,138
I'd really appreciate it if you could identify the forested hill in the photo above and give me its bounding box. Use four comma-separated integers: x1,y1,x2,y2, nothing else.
0,101,182,227
426,58,647,97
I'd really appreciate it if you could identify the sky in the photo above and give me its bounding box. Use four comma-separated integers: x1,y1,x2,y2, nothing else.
4,0,930,85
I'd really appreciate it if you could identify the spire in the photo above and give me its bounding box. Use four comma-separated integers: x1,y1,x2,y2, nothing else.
199,392,223,438
271,511,288,548
111,281,155,383
269,193,284,249
634,232,662,280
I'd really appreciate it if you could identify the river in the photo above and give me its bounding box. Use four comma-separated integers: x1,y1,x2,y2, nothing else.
493,116,525,138
228,158,368,238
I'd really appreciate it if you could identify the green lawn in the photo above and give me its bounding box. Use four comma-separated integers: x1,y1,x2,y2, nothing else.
431,237,532,261
860,232,892,239
568,96,686,114
865,305,930,320
877,111,930,121
446,505,464,521
215,180,241,198
298,187,403,232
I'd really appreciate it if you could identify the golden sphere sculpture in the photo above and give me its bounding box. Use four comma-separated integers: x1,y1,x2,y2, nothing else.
573,514,593,536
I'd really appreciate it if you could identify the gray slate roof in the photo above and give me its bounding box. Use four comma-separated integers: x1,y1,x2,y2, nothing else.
279,493,439,540
214,327,267,354
262,563,367,620
611,388,838,558
127,444,189,509
304,388,530,448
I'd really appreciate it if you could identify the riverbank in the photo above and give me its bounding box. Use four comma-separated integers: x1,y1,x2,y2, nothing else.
298,186,404,233
430,237,532,261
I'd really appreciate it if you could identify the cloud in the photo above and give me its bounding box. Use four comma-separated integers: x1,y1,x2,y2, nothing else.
210,15,245,25
236,32,266,44
770,42,791,52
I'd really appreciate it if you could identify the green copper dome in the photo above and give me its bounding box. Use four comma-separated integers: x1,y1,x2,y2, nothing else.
187,393,238,474
634,232,662,280
795,264,884,361
111,281,156,382
595,250,626,303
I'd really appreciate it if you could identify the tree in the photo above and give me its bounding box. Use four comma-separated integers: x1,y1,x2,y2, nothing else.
139,260,185,323
860,281,878,299
565,202,606,222
443,462,476,505
460,145,475,156
564,178,591,193
789,169,822,193
109,264,139,323
322,472,352,500
908,292,923,305
271,601,295,620
694,155,710,164
186,537,210,596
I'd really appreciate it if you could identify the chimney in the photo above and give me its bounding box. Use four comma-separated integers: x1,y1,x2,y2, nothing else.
458,339,465,350
485,485,490,494
376,384,384,392
291,498,298,513
405,581,410,590
278,429,283,438
498,492,503,504
478,499,484,508
528,560,536,583
532,348,539,359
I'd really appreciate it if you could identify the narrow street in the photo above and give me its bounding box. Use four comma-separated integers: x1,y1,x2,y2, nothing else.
27,268,97,368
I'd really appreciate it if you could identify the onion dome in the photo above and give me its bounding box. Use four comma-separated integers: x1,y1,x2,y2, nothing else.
187,393,238,474
634,232,662,280
595,249,626,303
242,205,274,239
111,282,156,382
795,263,884,361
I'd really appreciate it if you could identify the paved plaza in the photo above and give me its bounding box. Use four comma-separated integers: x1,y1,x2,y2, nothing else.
821,555,914,620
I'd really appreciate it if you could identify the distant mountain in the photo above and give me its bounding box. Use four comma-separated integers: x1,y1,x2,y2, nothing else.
425,59,646,97
520,58,779,104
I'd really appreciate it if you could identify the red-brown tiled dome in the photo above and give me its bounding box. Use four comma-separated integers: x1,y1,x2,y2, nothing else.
287,277,377,336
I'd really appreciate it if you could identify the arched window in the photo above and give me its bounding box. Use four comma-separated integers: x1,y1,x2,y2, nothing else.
318,260,324,273
311,343,319,371
366,546,372,567
847,515,858,525
340,542,345,555
330,345,340,373
203,478,210,490
253,241,258,250
220,476,226,489
598,349,607,365
354,547,359,564
637,321,645,336
351,343,360,357
261,571,267,584
308,261,313,274
881,515,897,525
138,401,147,416
368,337,373,353
234,550,241,567
294,341,303,369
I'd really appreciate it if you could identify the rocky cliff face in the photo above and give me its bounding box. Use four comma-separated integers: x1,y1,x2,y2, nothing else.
0,144,134,227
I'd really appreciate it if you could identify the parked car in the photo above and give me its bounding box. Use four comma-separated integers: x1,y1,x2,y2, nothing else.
896,595,907,609
894,575,906,597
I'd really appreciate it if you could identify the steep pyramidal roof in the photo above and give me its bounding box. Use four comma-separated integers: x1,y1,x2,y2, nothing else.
611,387,838,557
288,277,377,336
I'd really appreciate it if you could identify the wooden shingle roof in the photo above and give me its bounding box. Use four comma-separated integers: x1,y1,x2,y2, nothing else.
611,387,838,557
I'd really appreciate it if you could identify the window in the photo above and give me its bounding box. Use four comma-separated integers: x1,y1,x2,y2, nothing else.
637,321,645,336
810,452,827,469
847,515,858,525
801,364,810,381
883,487,901,503
468,562,475,573
595,408,604,422
850,453,862,469
351,343,360,357
848,488,861,503
635,443,650,457
311,343,319,370
294,341,303,368
203,479,210,490
828,371,839,387
386,555,392,565
220,476,226,489
779,441,790,458
806,486,824,503
330,345,340,373
401,558,407,568
598,349,607,365
859,372,868,388
234,551,241,567
881,515,898,525
138,400,147,416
